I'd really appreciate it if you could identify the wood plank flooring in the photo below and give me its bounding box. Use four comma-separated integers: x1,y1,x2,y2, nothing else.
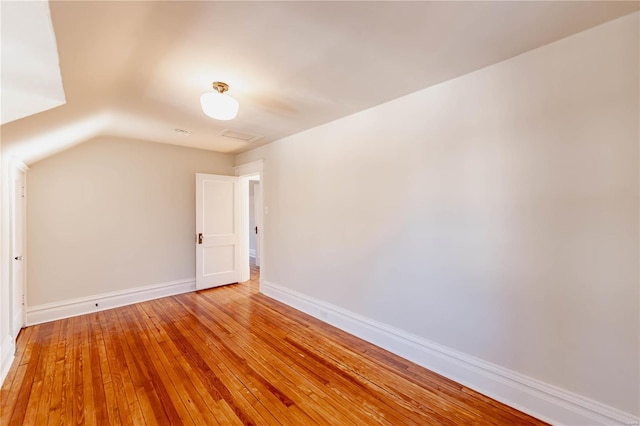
1,263,547,425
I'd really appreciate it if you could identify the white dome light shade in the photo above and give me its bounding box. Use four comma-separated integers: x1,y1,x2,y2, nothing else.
200,92,239,120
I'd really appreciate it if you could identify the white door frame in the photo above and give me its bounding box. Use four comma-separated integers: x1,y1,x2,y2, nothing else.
235,160,264,285
9,158,28,338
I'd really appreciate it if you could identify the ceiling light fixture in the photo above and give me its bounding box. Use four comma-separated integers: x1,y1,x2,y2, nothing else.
200,81,239,120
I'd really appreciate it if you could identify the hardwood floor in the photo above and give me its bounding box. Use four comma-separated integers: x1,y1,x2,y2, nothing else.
1,262,546,425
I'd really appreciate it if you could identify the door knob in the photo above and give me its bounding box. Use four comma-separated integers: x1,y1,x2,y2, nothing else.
198,233,203,245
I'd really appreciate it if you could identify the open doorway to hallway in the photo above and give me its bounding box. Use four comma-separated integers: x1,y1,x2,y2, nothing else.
248,177,260,269
237,159,264,286
248,176,261,283
242,173,261,285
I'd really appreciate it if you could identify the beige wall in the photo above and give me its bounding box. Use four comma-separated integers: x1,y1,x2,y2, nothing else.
236,13,639,416
27,136,234,306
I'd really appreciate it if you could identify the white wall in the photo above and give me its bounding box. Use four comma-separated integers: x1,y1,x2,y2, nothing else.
27,136,234,306
236,13,639,419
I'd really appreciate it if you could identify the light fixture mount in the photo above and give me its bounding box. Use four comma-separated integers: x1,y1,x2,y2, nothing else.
212,81,229,94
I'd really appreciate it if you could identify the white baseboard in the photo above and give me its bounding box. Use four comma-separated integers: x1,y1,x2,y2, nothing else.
1,334,16,387
261,280,639,426
13,312,23,338
250,249,256,258
26,278,196,326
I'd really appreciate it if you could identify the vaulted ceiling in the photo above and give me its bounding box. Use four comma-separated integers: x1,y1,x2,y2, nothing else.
0,1,65,125
1,1,638,164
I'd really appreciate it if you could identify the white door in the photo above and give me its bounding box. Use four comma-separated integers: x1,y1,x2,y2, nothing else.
254,182,261,267
196,173,240,290
11,170,26,336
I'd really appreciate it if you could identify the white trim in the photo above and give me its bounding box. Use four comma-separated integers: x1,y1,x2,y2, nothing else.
12,158,29,173
249,249,256,258
238,176,252,282
1,334,16,387
26,278,196,326
261,280,639,426
233,159,263,176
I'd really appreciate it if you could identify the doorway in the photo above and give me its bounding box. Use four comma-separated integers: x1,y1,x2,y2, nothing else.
248,176,261,284
10,160,28,338
248,177,260,265
236,159,264,286
240,173,261,284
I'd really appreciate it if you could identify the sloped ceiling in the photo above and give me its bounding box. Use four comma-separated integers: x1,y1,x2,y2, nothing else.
1,1,638,165
0,1,65,126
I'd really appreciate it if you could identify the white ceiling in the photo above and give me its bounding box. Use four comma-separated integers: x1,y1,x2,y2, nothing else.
0,1,65,125
1,1,638,164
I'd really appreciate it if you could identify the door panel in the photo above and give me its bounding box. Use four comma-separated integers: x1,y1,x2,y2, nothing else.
203,245,235,274
196,174,240,290
203,180,234,235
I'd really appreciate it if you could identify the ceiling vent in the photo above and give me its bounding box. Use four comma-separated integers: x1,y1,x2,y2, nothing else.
219,129,264,143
